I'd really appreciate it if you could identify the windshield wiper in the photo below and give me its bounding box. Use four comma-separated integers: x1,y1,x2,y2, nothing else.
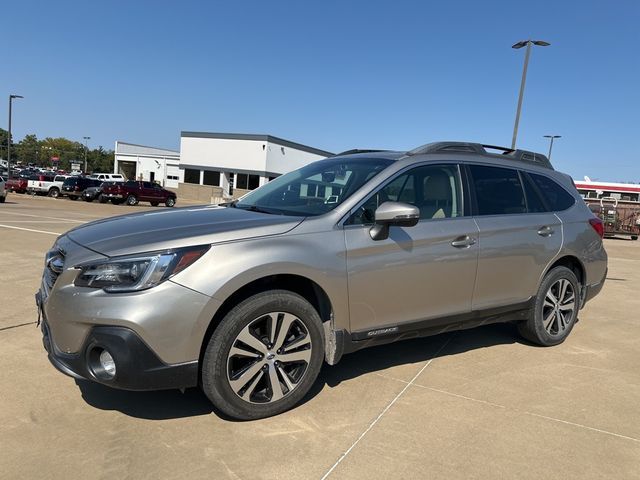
236,204,280,215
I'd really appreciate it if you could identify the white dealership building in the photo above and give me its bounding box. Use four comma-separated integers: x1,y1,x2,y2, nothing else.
179,132,333,198
113,141,181,188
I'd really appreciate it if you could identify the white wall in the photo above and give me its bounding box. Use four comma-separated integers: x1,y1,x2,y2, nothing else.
265,142,325,174
115,155,181,188
180,137,267,173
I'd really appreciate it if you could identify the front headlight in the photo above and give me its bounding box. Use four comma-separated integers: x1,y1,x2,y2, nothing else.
74,245,210,292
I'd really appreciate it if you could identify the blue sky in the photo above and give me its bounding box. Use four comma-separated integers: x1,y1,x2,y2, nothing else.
3,0,639,180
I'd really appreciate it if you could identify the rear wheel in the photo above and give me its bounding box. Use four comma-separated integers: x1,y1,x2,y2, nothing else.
165,197,175,207
518,266,579,346
126,194,138,206
48,188,59,198
201,290,324,420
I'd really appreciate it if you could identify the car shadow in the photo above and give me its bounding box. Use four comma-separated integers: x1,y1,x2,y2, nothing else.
75,323,527,421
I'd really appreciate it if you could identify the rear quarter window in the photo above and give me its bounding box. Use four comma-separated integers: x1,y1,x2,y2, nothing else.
529,173,576,211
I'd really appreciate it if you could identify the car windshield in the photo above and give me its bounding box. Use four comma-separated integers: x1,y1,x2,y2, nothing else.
233,157,393,216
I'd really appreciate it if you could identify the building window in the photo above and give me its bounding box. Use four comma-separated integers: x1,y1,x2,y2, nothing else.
184,168,200,184
203,170,220,186
167,175,179,180
233,173,261,190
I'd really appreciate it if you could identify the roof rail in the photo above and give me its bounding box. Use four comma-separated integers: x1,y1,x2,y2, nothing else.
333,149,390,157
407,141,553,169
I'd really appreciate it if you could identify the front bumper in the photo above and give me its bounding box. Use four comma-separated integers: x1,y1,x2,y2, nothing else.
38,293,198,390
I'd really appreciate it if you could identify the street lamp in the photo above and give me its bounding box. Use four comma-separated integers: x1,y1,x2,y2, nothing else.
83,136,91,173
511,40,550,150
543,135,561,160
7,94,24,180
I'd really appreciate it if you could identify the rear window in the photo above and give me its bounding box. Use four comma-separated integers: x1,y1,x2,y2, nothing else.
528,173,576,211
469,165,526,215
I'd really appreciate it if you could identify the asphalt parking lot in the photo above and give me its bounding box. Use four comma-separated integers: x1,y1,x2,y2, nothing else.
1,194,639,480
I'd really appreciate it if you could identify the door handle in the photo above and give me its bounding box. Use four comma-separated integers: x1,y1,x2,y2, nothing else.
451,235,476,248
537,226,555,237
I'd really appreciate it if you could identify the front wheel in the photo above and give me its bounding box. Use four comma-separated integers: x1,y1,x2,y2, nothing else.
201,290,324,420
165,197,175,207
518,266,580,346
126,194,138,206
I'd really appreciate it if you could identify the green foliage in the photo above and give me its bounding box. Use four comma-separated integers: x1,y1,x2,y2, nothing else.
3,131,114,173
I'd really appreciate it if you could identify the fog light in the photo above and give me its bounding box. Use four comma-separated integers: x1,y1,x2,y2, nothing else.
99,349,116,378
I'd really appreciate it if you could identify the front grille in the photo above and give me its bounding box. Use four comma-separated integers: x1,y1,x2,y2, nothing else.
42,248,65,297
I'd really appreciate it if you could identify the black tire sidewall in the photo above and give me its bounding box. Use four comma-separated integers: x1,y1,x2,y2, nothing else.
531,266,579,346
127,195,137,205
202,290,325,420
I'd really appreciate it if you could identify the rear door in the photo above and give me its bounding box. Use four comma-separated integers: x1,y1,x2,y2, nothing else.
467,164,562,310
345,163,479,334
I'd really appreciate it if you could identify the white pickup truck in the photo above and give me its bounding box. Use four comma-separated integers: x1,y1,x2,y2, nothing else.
27,174,71,198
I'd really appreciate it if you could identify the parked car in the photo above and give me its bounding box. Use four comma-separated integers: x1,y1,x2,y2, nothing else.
61,176,102,200
37,141,607,420
101,180,176,207
88,173,125,183
27,174,70,197
82,182,112,203
0,176,6,203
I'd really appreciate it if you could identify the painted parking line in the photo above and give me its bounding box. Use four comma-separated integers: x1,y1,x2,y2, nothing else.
0,220,79,224
0,224,61,236
0,211,88,223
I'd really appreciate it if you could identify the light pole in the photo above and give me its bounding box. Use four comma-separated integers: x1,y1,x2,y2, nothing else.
83,136,91,173
7,94,24,180
543,135,561,160
511,40,550,150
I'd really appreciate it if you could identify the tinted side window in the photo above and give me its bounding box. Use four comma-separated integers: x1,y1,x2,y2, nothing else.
529,173,576,211
521,173,547,213
469,165,526,215
125,181,138,188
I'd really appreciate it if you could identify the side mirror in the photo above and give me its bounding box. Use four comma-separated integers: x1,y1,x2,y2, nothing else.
369,201,420,240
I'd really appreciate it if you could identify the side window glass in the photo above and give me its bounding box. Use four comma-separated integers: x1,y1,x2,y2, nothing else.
521,173,547,213
529,173,575,211
347,165,462,225
469,165,526,215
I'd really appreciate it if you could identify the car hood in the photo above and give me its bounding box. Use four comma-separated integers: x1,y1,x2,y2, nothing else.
66,205,305,257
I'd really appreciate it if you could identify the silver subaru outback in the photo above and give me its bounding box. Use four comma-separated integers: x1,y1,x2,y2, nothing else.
37,141,607,420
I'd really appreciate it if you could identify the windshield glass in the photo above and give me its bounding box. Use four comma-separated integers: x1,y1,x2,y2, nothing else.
234,157,393,216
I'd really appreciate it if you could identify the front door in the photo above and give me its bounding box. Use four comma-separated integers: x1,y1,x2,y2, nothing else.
345,164,479,335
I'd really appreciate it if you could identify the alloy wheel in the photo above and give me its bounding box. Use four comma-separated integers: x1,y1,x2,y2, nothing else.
226,312,312,404
542,279,576,336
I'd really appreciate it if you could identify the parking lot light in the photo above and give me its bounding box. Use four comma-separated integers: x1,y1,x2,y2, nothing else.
543,135,561,159
7,94,24,180
511,40,550,149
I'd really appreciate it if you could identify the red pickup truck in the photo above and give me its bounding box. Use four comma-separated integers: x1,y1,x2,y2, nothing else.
5,176,29,194
102,180,177,207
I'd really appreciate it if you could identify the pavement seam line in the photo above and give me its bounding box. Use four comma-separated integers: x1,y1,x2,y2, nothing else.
0,224,60,235
0,321,37,332
377,373,640,444
320,335,453,480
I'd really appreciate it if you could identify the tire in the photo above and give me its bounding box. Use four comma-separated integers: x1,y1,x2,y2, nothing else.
165,197,176,207
201,290,325,420
49,188,59,198
518,266,580,346
126,194,138,206
0,196,5,203
84,196,93,202
98,194,107,203
151,202,159,207
631,235,638,241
